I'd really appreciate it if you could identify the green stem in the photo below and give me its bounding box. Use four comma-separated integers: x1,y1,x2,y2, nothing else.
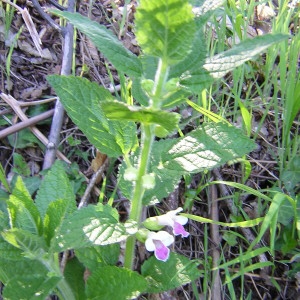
152,59,170,109
56,278,76,300
40,254,75,300
124,58,170,269
124,124,154,269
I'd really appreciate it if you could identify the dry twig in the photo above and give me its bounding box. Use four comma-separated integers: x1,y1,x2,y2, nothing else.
210,182,222,300
42,0,76,170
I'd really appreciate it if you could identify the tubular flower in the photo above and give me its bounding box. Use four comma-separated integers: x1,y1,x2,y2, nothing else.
156,207,189,238
145,231,174,262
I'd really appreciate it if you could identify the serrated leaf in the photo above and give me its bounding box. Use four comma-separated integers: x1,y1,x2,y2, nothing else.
2,228,47,259
101,100,180,134
169,13,208,78
141,253,200,293
53,204,138,251
44,199,74,247
8,176,42,235
204,34,289,79
35,160,76,219
75,244,120,271
135,0,195,64
0,235,23,261
49,10,142,78
180,34,289,93
0,259,60,300
47,75,137,156
160,122,256,174
86,266,148,299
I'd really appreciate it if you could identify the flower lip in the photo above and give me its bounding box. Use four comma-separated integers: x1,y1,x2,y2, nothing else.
145,231,174,262
156,207,189,238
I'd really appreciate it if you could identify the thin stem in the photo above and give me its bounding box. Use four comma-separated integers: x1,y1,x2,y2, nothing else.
152,59,170,109
40,255,75,300
124,58,170,269
124,124,154,269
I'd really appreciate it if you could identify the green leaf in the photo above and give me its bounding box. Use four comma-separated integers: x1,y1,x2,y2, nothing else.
169,12,208,78
101,100,180,135
135,0,195,64
0,235,24,261
47,75,137,157
204,34,289,79
0,259,60,300
49,10,142,78
52,204,138,251
2,228,47,259
12,153,31,176
35,160,76,219
8,176,42,235
64,257,86,300
118,148,182,205
141,253,201,293
0,163,10,192
86,266,148,299
44,199,75,247
160,122,256,174
75,244,120,271
180,34,289,93
7,128,41,149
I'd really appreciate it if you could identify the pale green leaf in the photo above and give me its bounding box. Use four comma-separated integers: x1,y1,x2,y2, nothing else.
180,34,288,93
86,266,147,299
49,10,142,78
47,75,137,156
35,160,76,219
8,176,42,235
141,253,200,293
204,34,289,79
191,0,225,17
52,204,138,251
160,122,256,174
135,0,195,64
101,100,180,134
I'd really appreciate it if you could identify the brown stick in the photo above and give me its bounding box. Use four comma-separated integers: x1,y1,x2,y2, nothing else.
210,182,222,300
42,0,76,170
0,109,54,139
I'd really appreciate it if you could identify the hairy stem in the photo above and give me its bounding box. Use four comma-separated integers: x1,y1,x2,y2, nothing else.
124,58,170,269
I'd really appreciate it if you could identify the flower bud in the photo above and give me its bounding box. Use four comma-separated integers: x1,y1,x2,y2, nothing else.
142,173,156,189
143,216,164,231
124,166,138,181
135,228,150,243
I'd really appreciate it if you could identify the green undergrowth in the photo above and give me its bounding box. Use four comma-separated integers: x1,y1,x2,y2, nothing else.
0,0,299,299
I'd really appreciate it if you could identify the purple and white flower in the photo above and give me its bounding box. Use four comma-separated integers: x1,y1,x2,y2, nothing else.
156,207,189,238
145,231,174,262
